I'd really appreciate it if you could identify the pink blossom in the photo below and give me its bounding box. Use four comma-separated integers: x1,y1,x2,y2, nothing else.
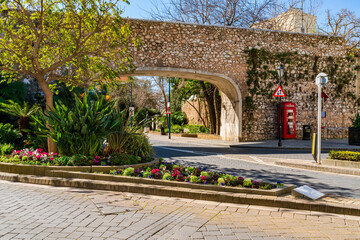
151,169,160,174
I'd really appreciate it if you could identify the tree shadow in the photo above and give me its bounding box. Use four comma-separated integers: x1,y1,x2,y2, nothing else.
154,147,359,198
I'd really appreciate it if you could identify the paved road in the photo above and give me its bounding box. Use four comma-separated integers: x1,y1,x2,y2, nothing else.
151,137,360,199
1,180,360,240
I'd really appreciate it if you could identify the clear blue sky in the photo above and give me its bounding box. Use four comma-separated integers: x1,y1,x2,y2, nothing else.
120,0,360,27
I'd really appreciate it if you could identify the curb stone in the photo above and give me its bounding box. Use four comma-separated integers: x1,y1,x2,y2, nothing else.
230,145,360,151
0,172,359,217
275,161,360,176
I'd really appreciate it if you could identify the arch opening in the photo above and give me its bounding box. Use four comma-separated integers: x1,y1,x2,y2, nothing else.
121,67,242,142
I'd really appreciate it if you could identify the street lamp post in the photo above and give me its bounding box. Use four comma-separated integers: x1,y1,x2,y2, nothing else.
277,64,285,147
130,81,133,127
315,73,328,164
168,79,171,139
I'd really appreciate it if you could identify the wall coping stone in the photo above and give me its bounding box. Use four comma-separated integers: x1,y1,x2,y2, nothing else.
129,18,341,38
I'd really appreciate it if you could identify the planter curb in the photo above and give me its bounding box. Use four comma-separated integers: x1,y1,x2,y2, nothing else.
275,161,360,176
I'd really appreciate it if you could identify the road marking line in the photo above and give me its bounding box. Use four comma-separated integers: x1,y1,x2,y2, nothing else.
249,156,266,164
155,146,216,156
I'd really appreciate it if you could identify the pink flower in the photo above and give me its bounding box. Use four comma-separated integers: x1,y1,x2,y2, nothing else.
151,169,160,174
94,159,99,164
50,157,54,161
172,170,180,177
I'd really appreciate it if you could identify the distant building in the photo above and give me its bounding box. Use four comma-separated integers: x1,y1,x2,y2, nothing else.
251,8,316,34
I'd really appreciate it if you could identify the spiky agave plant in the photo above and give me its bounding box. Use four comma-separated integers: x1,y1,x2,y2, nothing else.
106,110,154,159
0,100,40,136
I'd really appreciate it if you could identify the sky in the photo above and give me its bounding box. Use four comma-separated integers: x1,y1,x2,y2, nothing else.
120,0,360,27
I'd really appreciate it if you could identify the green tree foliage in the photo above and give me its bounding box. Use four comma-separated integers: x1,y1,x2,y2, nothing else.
0,0,138,152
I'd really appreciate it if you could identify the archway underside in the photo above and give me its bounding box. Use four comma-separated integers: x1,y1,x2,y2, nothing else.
121,67,243,142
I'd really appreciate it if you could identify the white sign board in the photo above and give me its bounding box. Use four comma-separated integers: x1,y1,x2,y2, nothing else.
292,185,325,200
167,102,171,108
129,107,135,117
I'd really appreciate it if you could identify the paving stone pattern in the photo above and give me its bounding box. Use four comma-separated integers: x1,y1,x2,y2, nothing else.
1,180,360,240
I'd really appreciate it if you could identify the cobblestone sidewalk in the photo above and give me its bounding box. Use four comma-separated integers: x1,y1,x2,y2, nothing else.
0,180,359,240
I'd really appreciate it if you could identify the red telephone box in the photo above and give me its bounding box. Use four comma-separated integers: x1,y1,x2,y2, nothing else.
277,102,296,139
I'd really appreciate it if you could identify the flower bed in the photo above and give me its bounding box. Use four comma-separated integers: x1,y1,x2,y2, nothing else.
329,150,360,162
104,160,283,190
0,148,153,166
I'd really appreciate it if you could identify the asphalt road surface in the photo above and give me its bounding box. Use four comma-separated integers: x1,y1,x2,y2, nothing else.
151,138,360,199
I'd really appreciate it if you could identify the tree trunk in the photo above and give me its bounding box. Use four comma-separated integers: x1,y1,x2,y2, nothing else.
18,116,30,137
200,82,217,134
214,89,221,135
37,75,57,153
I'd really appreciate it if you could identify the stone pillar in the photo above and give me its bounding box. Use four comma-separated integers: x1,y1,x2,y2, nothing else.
220,92,241,142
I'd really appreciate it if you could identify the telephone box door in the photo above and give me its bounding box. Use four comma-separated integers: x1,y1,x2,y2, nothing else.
278,102,297,139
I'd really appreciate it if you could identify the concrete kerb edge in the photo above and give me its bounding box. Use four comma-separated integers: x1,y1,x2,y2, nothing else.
275,161,360,176
230,145,360,151
0,172,359,217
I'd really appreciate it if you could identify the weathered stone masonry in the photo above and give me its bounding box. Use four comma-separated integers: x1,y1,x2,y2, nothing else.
125,18,357,141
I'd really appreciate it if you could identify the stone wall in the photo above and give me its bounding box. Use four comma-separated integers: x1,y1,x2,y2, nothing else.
125,19,356,141
181,100,209,126
244,49,357,140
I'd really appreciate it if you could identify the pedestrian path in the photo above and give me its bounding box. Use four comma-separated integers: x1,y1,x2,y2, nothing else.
1,180,359,240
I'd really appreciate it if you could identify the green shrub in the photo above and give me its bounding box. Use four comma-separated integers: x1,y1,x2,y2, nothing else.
243,178,252,187
162,173,173,180
0,143,13,155
217,177,225,186
122,167,134,176
70,154,90,166
122,133,153,159
329,150,360,162
54,156,71,166
26,111,48,150
107,110,153,159
33,92,122,156
109,152,140,165
0,123,22,147
143,171,151,178
171,124,183,133
171,111,188,125
190,175,200,183
185,124,209,134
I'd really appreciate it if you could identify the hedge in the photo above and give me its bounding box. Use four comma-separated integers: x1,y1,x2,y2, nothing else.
328,150,360,162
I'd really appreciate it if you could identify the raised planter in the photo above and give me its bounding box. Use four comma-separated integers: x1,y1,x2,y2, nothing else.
322,159,360,169
348,127,360,145
0,158,159,176
181,133,198,138
48,170,293,196
0,160,293,196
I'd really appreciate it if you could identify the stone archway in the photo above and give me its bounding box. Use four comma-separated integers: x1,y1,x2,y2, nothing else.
123,67,242,142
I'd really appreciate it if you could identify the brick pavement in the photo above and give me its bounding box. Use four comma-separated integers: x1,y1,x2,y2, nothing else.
0,180,360,240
